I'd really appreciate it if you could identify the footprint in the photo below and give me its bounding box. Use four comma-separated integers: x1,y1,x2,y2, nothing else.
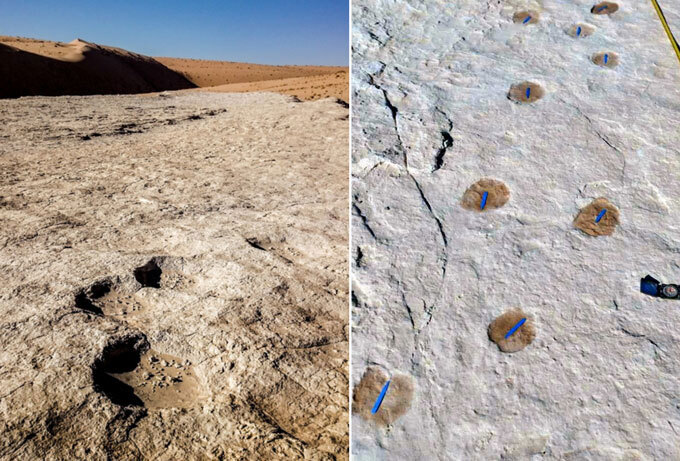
352,367,414,426
513,10,540,24
74,279,146,318
488,308,536,353
92,335,202,409
92,335,147,407
508,81,545,104
592,51,619,68
591,2,619,15
461,178,510,212
574,197,620,236
568,23,596,38
79,257,202,409
74,279,112,315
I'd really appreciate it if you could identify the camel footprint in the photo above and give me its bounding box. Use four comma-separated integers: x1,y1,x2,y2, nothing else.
74,257,193,318
92,334,203,409
76,257,203,408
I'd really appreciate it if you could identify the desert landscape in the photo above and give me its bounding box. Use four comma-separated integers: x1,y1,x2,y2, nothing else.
0,36,348,102
0,36,348,459
352,0,680,459
157,57,349,101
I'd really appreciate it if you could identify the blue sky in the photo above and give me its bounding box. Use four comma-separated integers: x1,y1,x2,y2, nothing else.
0,0,348,65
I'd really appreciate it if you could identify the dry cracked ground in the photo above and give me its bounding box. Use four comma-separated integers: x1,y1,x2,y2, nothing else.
352,0,680,459
0,92,348,460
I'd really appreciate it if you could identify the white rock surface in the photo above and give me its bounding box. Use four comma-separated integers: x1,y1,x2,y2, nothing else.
0,92,348,459
351,0,680,459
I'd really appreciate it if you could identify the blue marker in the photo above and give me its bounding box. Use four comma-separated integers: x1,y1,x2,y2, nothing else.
596,209,607,223
598,5,608,12
480,191,489,210
523,15,531,24
526,87,531,99
505,318,527,339
604,54,609,64
576,26,582,36
371,380,391,414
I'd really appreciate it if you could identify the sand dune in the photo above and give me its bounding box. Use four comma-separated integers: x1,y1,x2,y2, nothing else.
0,36,194,98
159,56,349,101
0,36,348,101
157,56,345,87
201,70,349,101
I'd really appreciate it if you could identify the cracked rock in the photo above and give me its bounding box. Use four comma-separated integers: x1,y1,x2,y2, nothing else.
352,0,680,458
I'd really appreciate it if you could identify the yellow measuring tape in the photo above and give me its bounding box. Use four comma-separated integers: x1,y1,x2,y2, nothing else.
650,0,680,64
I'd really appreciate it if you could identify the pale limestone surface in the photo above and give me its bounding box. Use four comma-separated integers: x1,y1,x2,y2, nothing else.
0,92,348,460
351,0,680,459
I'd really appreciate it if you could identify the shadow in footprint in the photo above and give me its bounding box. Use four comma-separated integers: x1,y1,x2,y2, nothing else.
94,373,145,407
134,259,162,288
75,292,103,315
93,336,147,407
74,280,111,315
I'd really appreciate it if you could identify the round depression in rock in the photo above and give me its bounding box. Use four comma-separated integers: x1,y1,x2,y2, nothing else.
513,10,540,24
568,23,595,38
352,366,414,427
488,308,536,353
574,197,620,236
592,52,619,68
508,81,544,103
461,178,510,211
591,2,619,15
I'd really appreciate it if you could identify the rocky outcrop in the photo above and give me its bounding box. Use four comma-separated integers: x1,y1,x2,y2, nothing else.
351,0,680,458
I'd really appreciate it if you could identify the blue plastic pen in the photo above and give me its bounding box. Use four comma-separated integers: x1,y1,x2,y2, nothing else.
505,318,526,339
371,380,391,414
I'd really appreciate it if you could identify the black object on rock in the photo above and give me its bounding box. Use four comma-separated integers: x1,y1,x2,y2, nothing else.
640,275,680,299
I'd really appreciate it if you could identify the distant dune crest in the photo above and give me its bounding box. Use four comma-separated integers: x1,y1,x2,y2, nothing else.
0,36,195,98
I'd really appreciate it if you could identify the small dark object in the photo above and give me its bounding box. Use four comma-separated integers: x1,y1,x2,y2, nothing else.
640,275,680,299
